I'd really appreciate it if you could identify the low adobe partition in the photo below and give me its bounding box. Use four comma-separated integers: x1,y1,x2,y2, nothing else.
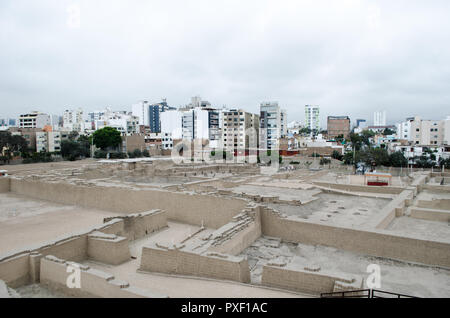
140,243,251,283
417,199,450,210
9,178,247,229
312,181,404,195
364,189,414,229
40,255,167,298
409,207,450,223
104,210,167,241
261,264,363,295
260,207,450,268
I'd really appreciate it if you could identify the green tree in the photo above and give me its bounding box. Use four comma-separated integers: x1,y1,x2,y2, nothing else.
360,130,375,147
332,150,343,161
92,127,122,151
61,139,90,161
389,151,408,167
0,131,29,157
349,132,363,151
439,158,450,169
382,128,395,136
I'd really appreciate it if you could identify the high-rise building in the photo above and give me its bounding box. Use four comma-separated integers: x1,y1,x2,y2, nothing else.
327,116,351,139
260,102,287,150
221,109,259,154
356,119,367,128
132,101,151,127
63,108,84,132
19,112,51,129
407,116,445,145
132,99,175,133
304,105,320,134
374,111,387,126
181,107,219,144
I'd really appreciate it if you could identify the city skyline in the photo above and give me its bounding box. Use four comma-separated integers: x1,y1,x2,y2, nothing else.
1,0,450,124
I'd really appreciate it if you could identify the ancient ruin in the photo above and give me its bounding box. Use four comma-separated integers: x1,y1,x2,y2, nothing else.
0,159,449,298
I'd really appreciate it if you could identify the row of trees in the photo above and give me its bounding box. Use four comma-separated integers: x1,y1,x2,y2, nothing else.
341,148,408,167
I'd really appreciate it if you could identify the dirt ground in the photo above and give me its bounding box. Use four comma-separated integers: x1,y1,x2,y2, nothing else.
0,193,123,255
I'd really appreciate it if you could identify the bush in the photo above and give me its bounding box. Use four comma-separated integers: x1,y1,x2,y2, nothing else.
143,149,150,157
320,158,331,165
332,150,343,161
132,149,142,158
94,150,108,159
22,152,54,164
109,152,127,159
290,161,300,165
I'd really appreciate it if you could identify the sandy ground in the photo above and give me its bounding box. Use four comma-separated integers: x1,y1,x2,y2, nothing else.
241,237,450,298
1,159,97,175
386,216,450,243
15,284,71,298
267,193,390,227
0,193,122,255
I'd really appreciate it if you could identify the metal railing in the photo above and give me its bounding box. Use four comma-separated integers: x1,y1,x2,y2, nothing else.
320,289,418,298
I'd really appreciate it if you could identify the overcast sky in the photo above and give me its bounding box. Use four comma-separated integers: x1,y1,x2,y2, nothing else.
1,0,449,126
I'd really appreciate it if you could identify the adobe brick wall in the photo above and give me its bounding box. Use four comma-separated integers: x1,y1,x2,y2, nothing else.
261,265,362,295
260,207,450,268
9,178,247,229
40,256,166,298
140,244,251,283
410,208,450,223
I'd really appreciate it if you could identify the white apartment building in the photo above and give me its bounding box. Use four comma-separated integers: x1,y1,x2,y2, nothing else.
180,107,220,146
395,116,450,146
90,107,138,135
260,102,287,150
63,108,84,132
304,105,320,134
160,110,183,150
36,131,61,153
19,112,51,129
390,144,449,165
396,117,414,140
374,111,387,126
131,101,151,126
221,109,259,153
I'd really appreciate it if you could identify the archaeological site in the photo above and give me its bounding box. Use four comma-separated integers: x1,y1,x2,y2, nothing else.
0,158,449,299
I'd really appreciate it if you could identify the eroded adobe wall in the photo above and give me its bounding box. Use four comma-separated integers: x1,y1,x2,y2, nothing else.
103,210,167,241
312,181,404,194
10,178,247,229
0,219,125,288
261,265,363,295
140,244,251,283
40,256,166,298
410,208,450,222
260,207,450,268
206,208,262,256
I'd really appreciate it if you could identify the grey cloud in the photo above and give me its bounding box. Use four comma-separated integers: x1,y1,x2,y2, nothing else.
0,0,449,126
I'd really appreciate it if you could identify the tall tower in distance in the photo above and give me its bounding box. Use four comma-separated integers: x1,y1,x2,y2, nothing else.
305,105,320,134
374,111,387,126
